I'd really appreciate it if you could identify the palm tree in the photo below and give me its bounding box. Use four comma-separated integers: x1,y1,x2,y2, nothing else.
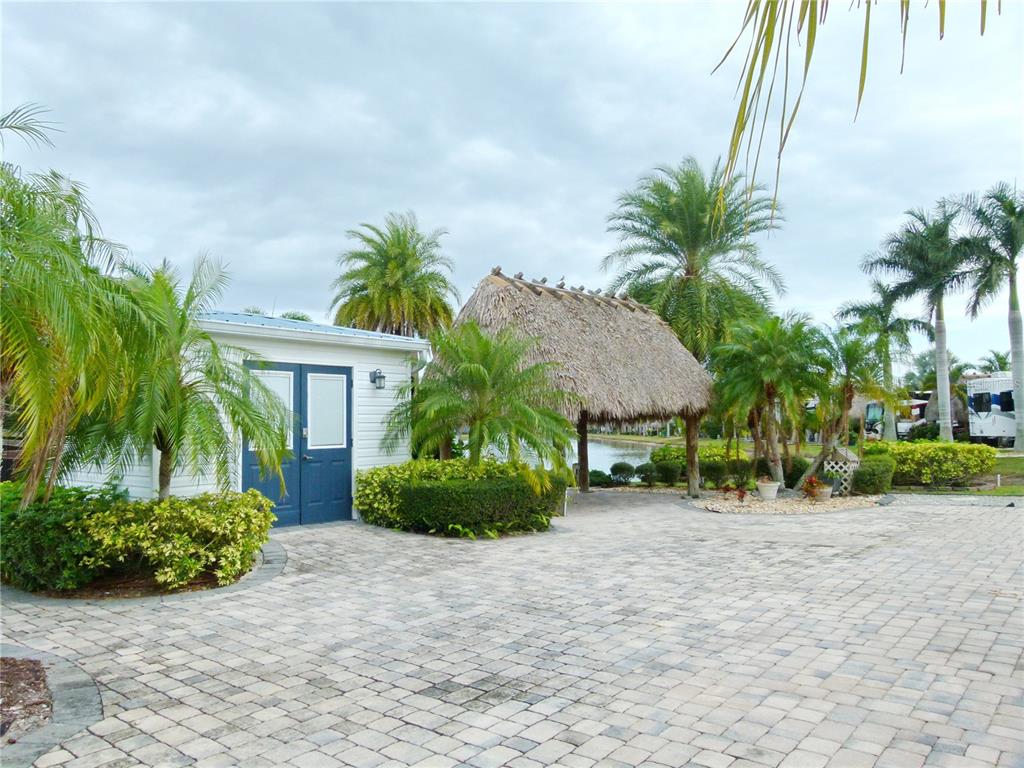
330,212,458,337
798,326,883,487
279,310,312,322
0,160,138,507
714,313,828,483
978,350,1011,374
836,281,930,441
962,183,1024,447
603,157,782,363
864,203,977,441
75,256,290,499
384,321,577,482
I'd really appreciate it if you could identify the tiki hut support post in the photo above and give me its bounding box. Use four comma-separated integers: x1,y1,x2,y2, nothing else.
684,413,700,498
577,410,590,492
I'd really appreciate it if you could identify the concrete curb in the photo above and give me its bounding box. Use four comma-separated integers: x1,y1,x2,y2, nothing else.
0,539,287,608
0,644,103,768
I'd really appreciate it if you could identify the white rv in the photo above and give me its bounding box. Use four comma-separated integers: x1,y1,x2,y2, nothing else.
966,372,1016,445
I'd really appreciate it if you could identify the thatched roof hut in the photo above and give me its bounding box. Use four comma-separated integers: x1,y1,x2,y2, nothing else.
456,268,712,493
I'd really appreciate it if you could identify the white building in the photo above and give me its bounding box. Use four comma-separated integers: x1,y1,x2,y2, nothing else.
66,312,429,526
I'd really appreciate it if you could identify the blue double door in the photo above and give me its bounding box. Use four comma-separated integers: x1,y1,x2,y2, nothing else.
243,363,353,526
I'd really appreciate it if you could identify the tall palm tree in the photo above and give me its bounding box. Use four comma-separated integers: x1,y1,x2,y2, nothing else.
74,256,290,499
836,281,930,441
330,212,458,337
864,203,977,441
714,313,828,483
962,183,1024,447
978,350,1011,374
603,157,783,363
384,321,577,483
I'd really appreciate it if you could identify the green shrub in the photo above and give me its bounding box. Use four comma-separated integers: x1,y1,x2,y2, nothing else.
883,442,995,486
0,482,127,592
609,462,635,485
701,459,727,487
76,490,275,589
355,458,518,528
588,469,613,487
397,476,565,537
906,422,940,441
726,458,753,486
655,460,682,486
635,462,657,487
649,444,727,466
852,455,896,494
0,484,272,592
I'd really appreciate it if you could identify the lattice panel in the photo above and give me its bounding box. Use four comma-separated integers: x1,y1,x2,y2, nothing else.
823,459,856,496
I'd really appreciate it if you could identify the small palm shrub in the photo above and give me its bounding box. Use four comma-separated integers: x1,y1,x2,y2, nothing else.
654,461,682,486
635,462,657,487
609,462,635,485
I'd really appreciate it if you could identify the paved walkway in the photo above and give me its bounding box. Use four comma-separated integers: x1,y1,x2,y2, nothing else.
2,493,1022,768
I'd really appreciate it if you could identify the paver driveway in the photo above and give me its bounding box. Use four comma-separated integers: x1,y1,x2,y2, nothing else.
2,493,1022,768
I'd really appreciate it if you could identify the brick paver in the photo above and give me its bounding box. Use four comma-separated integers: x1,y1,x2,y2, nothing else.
2,492,1022,767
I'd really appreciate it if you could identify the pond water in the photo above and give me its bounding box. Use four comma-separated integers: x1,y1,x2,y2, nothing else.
578,437,657,472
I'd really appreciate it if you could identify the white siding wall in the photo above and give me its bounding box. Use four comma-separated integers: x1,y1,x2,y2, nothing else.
63,330,420,500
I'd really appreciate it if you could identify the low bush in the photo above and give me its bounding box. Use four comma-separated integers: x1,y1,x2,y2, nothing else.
701,459,727,487
655,460,682,486
726,458,753,486
397,476,566,538
609,462,635,485
852,455,896,494
869,442,996,486
906,422,940,441
355,458,519,528
649,444,727,466
635,462,657,487
0,482,127,592
77,490,275,589
588,469,613,488
0,483,273,592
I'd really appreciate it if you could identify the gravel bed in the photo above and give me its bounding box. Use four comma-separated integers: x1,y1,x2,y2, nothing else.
695,495,880,514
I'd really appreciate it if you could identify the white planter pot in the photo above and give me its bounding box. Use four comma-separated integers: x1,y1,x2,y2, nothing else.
756,481,781,500
816,486,834,501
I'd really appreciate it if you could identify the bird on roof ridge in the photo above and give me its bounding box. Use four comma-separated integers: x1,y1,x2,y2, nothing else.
514,271,524,279
539,277,548,284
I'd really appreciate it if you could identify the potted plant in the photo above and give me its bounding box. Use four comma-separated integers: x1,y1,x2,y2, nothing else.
822,471,842,498
756,474,781,500
802,475,832,501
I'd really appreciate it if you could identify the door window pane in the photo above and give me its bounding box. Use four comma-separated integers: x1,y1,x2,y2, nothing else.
307,374,346,448
999,390,1015,413
972,392,992,413
254,370,293,449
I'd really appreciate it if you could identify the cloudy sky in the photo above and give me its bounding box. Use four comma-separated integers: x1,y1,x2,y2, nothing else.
4,2,1022,373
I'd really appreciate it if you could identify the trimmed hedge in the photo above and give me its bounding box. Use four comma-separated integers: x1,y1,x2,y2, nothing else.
851,455,896,494
0,483,274,592
609,462,635,485
655,460,682,486
649,444,726,465
355,458,518,528
860,442,996,486
588,470,613,487
635,462,657,487
397,476,566,538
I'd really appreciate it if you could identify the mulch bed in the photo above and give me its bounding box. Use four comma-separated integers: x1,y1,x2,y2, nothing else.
1,658,52,743
40,569,225,600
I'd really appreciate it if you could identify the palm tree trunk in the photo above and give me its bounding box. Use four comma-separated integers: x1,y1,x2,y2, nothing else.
158,448,173,500
684,414,700,498
576,411,590,492
763,397,785,484
882,344,898,442
1009,266,1024,450
934,297,954,442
